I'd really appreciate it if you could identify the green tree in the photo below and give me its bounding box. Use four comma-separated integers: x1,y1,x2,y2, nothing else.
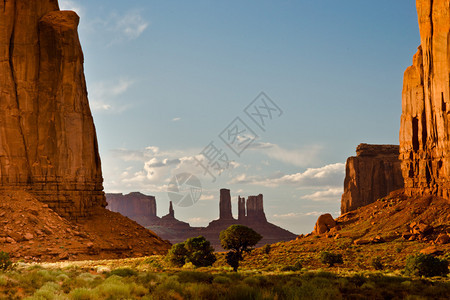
320,251,343,267
220,225,262,271
166,236,216,267
404,254,449,277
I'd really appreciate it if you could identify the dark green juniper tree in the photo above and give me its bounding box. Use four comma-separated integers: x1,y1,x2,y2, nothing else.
166,236,216,267
220,225,262,271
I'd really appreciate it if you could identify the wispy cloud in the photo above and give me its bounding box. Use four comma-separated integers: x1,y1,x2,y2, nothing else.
229,162,345,188
172,117,181,122
247,141,322,167
117,10,149,40
300,187,342,202
89,78,134,113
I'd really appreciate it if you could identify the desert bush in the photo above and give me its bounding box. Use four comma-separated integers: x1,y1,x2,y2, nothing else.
176,271,213,283
281,261,302,272
404,254,449,277
262,244,271,254
212,275,232,284
69,287,94,300
371,257,384,270
320,251,343,267
166,236,216,267
0,251,12,270
108,267,137,277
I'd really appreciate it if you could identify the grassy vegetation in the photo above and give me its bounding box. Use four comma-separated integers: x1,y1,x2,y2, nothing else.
0,255,448,299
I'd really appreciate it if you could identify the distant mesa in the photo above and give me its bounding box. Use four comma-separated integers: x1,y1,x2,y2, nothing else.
106,188,297,249
106,192,159,226
341,143,404,214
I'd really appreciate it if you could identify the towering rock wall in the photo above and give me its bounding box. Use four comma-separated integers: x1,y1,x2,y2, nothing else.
399,0,450,197
0,0,105,218
341,144,404,214
219,188,234,220
106,192,158,226
246,194,267,222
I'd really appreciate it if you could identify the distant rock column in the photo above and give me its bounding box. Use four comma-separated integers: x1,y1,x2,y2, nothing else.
399,0,450,198
238,196,246,221
340,144,404,214
168,201,174,218
246,194,267,222
219,189,233,219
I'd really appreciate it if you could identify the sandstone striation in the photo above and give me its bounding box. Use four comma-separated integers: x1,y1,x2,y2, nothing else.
341,144,404,214
399,0,450,197
0,0,105,218
106,192,158,226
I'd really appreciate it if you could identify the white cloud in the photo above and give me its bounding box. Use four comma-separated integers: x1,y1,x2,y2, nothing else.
89,78,134,113
59,0,83,17
200,194,215,201
117,11,149,40
172,117,181,122
300,188,343,202
248,142,322,167
229,162,345,188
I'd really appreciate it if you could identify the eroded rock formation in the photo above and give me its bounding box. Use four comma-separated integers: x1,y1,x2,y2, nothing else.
0,0,105,218
219,188,234,220
247,194,267,222
341,144,404,214
106,192,158,226
399,0,450,197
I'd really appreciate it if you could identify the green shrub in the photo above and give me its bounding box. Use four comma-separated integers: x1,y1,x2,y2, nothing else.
69,287,94,300
0,251,12,270
177,271,213,283
166,236,216,267
213,275,232,284
320,251,343,267
108,267,137,277
371,257,384,270
281,261,302,272
404,254,449,277
167,242,189,267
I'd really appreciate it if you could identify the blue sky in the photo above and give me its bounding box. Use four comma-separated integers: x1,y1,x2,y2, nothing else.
60,1,420,234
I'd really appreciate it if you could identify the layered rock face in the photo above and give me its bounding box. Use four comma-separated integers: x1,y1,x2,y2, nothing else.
219,188,233,220
106,192,158,226
341,144,404,214
246,194,267,222
399,0,450,197
0,1,105,218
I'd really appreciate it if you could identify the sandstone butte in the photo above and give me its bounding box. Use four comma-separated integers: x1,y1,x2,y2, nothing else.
400,0,450,197
0,0,170,261
107,189,297,249
340,144,404,214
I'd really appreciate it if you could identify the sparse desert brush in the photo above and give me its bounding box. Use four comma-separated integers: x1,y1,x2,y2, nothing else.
108,267,138,278
0,251,12,271
371,257,384,270
320,251,344,267
404,254,449,277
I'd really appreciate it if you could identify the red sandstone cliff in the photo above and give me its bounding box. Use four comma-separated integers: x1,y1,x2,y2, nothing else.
0,0,105,218
399,0,450,197
341,144,404,214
